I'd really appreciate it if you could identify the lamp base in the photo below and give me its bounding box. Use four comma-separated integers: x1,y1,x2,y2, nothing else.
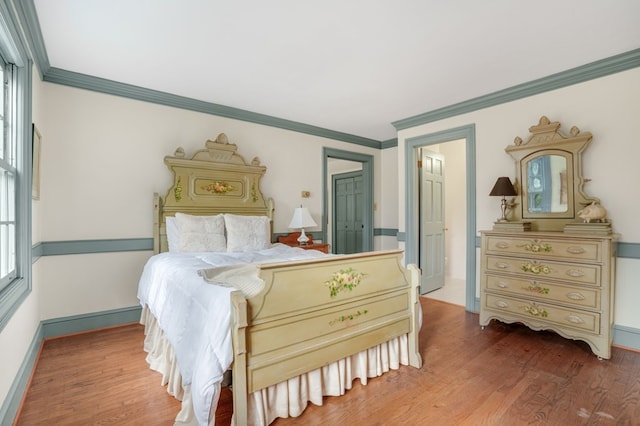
297,229,310,245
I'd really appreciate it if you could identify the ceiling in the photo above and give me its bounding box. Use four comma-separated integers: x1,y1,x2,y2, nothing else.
33,0,640,142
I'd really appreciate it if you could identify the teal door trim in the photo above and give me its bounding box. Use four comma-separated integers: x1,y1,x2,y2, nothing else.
322,148,374,252
405,124,477,312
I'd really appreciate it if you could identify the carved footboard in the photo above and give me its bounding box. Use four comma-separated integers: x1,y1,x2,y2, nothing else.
230,249,422,424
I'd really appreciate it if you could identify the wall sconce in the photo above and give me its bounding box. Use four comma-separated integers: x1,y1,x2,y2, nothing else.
288,206,318,245
489,177,517,222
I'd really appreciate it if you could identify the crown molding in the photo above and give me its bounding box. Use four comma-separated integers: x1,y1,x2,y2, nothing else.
381,138,398,149
43,67,383,149
393,48,640,130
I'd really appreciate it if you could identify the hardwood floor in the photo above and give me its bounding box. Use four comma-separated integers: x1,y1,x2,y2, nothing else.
15,324,181,425
16,298,640,425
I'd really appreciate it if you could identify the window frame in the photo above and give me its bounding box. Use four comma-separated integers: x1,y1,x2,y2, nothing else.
1,57,16,292
0,2,33,333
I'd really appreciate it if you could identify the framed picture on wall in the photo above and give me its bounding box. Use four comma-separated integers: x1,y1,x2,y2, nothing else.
32,123,42,200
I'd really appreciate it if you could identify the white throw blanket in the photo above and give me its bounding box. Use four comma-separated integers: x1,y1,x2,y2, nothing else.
198,264,264,298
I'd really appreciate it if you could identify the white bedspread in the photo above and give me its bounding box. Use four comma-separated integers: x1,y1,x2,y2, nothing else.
137,244,327,425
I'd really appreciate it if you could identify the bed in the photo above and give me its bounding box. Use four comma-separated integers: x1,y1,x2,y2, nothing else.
138,134,423,425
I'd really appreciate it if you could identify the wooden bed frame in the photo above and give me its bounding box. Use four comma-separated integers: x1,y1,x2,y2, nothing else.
151,134,422,424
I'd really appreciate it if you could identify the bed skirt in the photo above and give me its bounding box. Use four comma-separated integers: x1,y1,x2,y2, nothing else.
141,305,412,425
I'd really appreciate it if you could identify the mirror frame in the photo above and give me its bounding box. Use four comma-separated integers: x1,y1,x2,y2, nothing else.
521,149,574,218
505,116,597,231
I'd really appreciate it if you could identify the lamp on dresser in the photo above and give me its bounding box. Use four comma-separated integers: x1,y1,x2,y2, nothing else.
489,176,517,222
288,206,317,245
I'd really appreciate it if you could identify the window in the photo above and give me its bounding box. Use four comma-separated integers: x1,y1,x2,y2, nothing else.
0,57,17,293
0,3,32,332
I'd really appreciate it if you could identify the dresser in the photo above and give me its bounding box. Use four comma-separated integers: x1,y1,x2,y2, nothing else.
479,230,618,359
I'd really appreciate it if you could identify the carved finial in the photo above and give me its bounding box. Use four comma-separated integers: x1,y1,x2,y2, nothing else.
570,126,580,136
174,147,185,158
215,133,229,144
538,116,550,125
251,156,261,166
514,136,523,146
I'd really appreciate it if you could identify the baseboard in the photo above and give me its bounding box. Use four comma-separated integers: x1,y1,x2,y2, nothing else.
0,306,142,425
613,324,640,352
0,323,43,426
41,305,142,338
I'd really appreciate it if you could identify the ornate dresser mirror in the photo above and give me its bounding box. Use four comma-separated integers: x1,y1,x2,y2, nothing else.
504,115,607,233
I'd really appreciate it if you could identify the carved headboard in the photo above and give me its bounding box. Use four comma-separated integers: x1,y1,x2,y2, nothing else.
153,133,274,253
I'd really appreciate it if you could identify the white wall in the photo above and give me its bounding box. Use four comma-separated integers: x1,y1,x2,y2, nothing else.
377,146,400,250
397,67,640,329
33,82,386,320
439,139,466,280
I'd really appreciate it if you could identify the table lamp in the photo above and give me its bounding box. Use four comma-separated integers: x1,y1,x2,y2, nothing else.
489,177,517,222
288,206,317,245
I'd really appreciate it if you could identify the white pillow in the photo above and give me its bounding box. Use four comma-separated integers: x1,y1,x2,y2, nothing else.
224,214,271,252
165,216,180,252
174,212,226,252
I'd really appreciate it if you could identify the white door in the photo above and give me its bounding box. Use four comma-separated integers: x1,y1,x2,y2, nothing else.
419,149,445,294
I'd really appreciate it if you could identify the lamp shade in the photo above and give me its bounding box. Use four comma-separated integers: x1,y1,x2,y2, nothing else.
489,177,517,196
288,207,317,229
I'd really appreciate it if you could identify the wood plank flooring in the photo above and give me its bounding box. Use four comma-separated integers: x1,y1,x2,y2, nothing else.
16,298,640,425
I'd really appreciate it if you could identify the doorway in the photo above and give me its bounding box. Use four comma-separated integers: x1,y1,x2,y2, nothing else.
323,148,373,253
332,170,364,254
404,124,477,313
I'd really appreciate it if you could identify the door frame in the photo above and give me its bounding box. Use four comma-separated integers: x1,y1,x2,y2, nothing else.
323,147,374,252
404,124,477,312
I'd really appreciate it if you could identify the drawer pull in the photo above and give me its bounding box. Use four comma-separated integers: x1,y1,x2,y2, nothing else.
566,269,585,278
566,292,586,301
497,281,509,288
566,246,586,255
495,262,510,269
494,300,509,308
495,242,510,249
566,315,585,324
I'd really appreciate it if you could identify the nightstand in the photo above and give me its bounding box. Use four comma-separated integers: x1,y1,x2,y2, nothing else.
297,243,330,253
277,232,330,254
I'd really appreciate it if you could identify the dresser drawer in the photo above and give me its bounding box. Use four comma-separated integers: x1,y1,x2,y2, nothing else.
485,255,600,286
485,274,600,310
484,294,600,334
485,235,601,262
